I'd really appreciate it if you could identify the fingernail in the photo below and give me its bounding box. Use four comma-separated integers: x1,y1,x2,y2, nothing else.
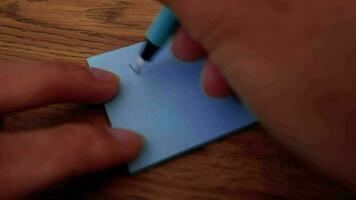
107,128,144,149
90,68,118,83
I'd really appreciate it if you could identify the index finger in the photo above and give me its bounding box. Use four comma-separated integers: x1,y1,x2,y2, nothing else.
0,61,118,114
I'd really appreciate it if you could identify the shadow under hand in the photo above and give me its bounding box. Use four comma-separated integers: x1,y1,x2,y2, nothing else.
29,165,130,200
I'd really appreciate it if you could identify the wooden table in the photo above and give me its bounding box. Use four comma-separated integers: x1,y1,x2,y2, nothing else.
0,0,353,199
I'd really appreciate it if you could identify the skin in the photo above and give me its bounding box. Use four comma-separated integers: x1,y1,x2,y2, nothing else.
161,0,356,190
0,61,143,199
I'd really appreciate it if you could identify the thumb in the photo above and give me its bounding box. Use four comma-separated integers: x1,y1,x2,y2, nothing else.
158,0,247,97
0,124,143,199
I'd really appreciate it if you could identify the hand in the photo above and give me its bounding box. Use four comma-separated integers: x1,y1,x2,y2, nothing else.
161,0,356,188
0,61,143,199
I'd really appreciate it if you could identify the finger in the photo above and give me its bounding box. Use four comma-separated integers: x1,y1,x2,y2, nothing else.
201,61,232,97
0,124,143,199
172,28,205,61
0,61,118,114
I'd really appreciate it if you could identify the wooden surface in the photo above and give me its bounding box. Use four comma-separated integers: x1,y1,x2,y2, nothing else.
0,0,354,199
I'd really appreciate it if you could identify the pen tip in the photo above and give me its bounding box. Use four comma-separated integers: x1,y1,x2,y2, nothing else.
129,56,147,75
129,63,143,75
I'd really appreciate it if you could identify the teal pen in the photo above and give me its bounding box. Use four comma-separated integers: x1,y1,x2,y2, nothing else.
130,7,179,74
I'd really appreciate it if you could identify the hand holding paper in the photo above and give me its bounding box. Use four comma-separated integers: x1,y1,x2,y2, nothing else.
88,42,256,173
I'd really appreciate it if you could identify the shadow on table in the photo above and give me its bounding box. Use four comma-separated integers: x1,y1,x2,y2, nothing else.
29,165,129,200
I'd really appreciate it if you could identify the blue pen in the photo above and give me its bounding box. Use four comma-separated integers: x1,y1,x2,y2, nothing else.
130,7,178,74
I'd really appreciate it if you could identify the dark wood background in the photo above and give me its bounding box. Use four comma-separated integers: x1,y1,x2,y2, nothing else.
0,0,354,199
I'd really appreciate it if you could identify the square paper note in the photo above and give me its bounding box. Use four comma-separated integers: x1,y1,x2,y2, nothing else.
88,42,256,173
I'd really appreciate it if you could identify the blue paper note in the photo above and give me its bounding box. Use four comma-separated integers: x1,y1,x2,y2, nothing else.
88,42,256,173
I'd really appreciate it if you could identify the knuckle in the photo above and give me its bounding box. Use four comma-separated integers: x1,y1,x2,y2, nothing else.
0,136,19,192
49,62,91,84
0,150,8,180
38,63,92,98
57,124,114,154
59,123,99,139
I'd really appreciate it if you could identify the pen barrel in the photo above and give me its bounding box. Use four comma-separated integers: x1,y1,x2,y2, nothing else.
145,7,178,47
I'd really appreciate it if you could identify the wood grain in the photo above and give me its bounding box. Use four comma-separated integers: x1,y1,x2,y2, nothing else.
0,0,354,199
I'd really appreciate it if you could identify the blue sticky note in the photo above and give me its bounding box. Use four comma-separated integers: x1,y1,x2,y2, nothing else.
88,42,256,173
